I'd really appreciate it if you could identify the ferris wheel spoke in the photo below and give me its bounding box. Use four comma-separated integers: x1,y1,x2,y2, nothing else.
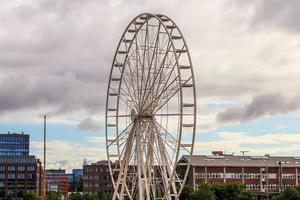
154,77,192,113
123,57,141,108
142,54,178,112
151,43,187,98
137,20,150,112
154,120,190,153
140,23,162,110
154,121,179,151
152,44,187,103
119,87,139,109
141,48,174,108
109,87,136,111
141,75,179,113
107,121,134,148
139,36,174,109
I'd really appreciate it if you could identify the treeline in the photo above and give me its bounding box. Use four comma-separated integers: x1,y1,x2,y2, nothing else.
272,186,300,200
180,183,300,200
4,191,111,200
6,184,300,200
68,192,110,200
179,183,257,200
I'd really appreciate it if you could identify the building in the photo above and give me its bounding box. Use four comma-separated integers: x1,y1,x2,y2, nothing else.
73,169,83,180
68,169,83,192
46,169,69,198
83,161,113,194
0,155,43,198
180,152,300,197
0,133,43,198
0,132,29,156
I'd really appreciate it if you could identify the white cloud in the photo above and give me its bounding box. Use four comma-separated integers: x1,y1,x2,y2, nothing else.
195,131,300,156
31,140,106,172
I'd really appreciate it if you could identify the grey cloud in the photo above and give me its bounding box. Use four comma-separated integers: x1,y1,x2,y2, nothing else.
0,73,105,115
0,0,300,125
77,117,103,131
249,0,300,32
217,93,300,123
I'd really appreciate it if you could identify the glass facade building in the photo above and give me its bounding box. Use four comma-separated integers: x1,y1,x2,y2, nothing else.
0,133,43,198
0,133,29,156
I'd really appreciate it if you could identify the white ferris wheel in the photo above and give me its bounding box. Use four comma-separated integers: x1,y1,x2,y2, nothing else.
105,13,196,200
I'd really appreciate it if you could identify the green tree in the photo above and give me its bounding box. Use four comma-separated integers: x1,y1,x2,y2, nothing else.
180,186,193,200
23,191,39,200
5,194,14,200
212,183,256,200
212,183,227,200
97,192,110,200
83,193,99,200
236,190,257,200
69,192,84,200
191,184,216,200
46,192,58,200
273,187,300,200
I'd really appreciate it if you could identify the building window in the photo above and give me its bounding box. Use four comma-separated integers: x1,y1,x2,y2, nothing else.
268,173,277,179
17,174,25,179
7,174,15,179
8,166,15,171
27,174,34,179
282,173,296,179
244,173,260,179
225,173,242,179
18,166,25,171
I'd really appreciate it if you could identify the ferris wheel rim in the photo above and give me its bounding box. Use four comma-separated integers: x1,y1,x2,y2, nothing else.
105,13,197,199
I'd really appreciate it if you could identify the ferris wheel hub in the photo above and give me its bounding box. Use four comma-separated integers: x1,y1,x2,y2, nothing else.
131,109,153,121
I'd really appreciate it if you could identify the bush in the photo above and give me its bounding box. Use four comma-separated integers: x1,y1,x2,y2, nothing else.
191,184,215,200
46,192,58,200
272,187,300,200
179,183,257,200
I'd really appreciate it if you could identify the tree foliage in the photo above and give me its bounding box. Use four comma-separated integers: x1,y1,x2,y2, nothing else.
272,186,300,200
180,183,257,200
69,192,111,200
191,184,215,200
46,192,59,200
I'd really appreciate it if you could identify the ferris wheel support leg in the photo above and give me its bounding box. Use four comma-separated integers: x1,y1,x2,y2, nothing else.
112,123,136,200
136,122,152,200
146,125,155,198
157,135,178,200
136,123,144,199
155,135,172,200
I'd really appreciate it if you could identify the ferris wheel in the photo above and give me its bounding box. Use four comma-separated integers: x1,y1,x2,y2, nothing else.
105,13,196,200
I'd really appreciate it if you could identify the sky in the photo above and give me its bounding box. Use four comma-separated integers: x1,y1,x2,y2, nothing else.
0,0,300,172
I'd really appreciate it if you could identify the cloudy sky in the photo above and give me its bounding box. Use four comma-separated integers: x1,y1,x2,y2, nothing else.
0,0,300,172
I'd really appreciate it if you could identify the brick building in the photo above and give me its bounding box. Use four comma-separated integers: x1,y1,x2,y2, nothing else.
0,156,43,198
0,133,43,198
83,160,113,194
46,169,69,198
180,152,300,197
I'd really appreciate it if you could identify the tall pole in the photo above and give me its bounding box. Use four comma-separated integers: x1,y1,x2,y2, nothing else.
43,115,47,200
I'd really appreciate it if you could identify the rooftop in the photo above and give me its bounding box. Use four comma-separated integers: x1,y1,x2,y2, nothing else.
181,154,300,167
